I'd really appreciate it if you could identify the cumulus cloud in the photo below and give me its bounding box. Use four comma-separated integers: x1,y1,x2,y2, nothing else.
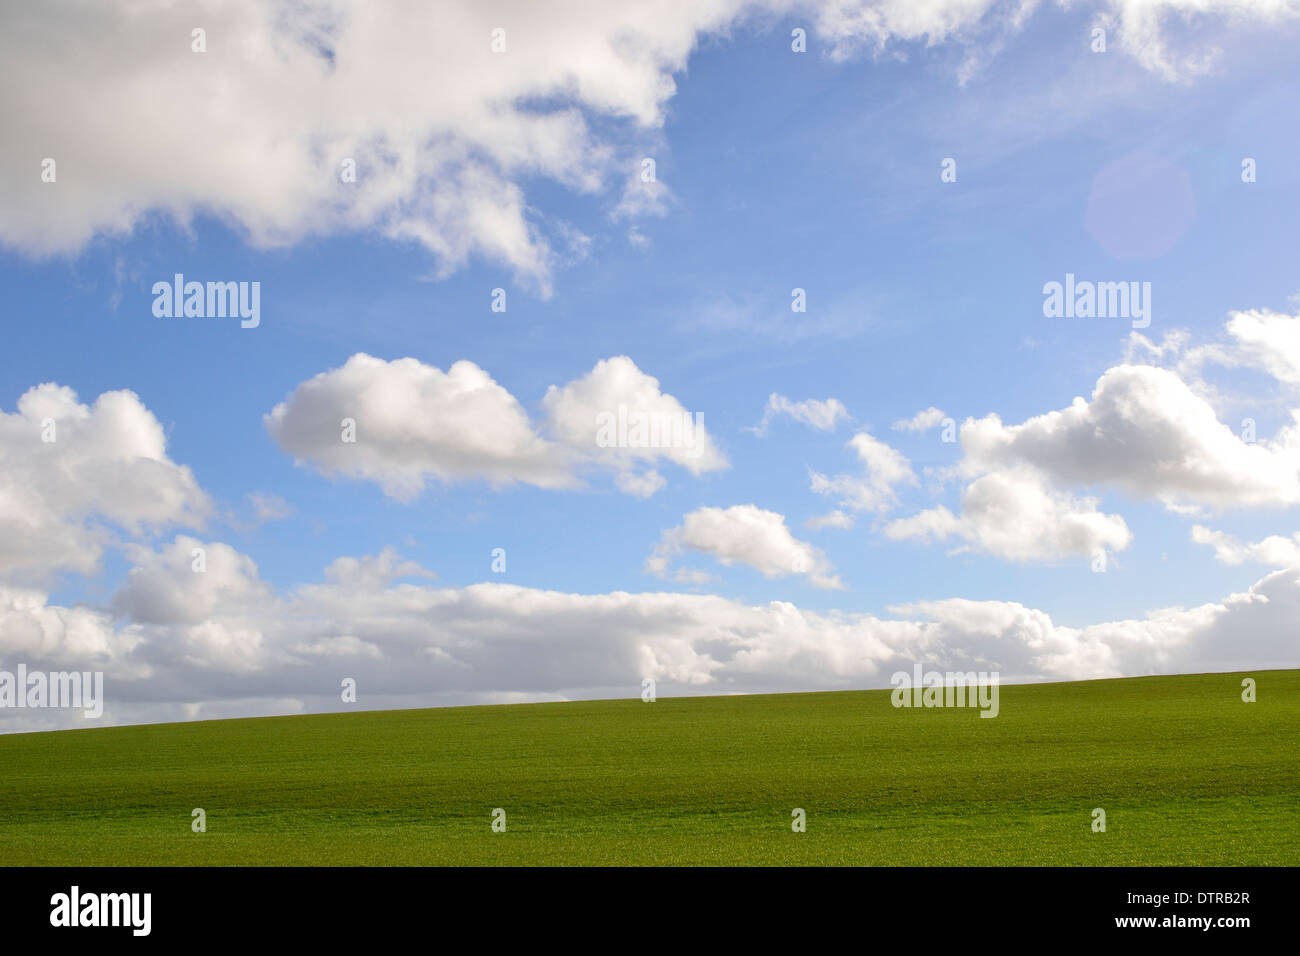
886,466,1133,563
0,383,210,585
1191,525,1300,568
811,431,917,515
1172,308,1300,389
614,469,668,498
887,310,1300,564
613,164,673,221
1097,0,1300,81
805,509,856,530
322,548,438,590
884,303,1300,565
647,504,844,589
0,0,976,288
266,353,724,499
892,406,949,432
752,394,849,435
6,539,1300,731
541,354,728,487
0,0,663,291
113,536,274,626
264,353,574,500
961,364,1300,511
0,585,144,677
2,0,1283,291
245,492,294,525
1132,309,1300,405
1218,309,1300,386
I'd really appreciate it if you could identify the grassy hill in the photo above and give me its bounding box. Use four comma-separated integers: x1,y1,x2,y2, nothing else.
0,669,1295,866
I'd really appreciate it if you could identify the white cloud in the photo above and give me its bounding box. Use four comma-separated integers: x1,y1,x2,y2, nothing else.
0,383,210,585
886,466,1133,563
1137,308,1300,395
614,469,667,499
3,0,1281,291
613,165,673,221
246,492,294,524
322,548,437,590
266,353,723,499
1098,0,1300,81
886,313,1300,565
265,353,575,500
647,504,844,589
961,364,1300,511
892,406,948,432
753,394,849,434
114,536,273,627
541,354,728,486
1191,308,1300,388
289,635,383,660
0,1,681,292
0,585,144,676
1191,525,1300,568
810,430,917,514
6,540,1300,731
805,509,856,530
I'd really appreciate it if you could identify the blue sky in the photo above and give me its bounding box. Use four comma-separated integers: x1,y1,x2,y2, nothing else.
3,0,1300,729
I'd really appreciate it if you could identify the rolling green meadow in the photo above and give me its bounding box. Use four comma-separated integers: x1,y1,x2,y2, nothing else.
0,670,1296,866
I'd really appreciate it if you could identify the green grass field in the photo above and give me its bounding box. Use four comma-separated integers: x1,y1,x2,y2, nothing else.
0,670,1295,866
